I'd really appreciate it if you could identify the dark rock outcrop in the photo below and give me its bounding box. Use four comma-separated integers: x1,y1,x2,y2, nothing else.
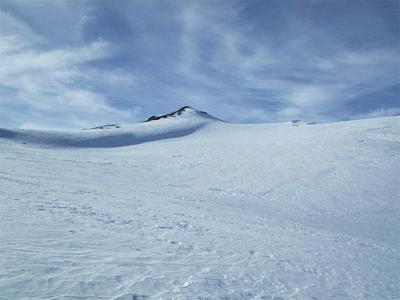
144,106,207,122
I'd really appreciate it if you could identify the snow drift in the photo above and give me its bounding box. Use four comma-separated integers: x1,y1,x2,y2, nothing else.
0,110,399,299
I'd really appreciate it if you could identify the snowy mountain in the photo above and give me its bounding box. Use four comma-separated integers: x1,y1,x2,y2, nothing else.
0,107,220,148
144,106,221,122
0,110,399,299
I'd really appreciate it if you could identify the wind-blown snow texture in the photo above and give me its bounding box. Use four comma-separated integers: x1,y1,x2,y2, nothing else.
0,108,399,299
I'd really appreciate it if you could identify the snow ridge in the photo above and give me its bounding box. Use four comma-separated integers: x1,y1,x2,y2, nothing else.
0,107,219,148
144,106,220,122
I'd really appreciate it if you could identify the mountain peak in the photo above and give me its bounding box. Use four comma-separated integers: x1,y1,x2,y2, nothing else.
144,106,213,122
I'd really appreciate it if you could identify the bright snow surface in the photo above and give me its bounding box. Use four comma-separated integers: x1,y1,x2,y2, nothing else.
0,108,399,299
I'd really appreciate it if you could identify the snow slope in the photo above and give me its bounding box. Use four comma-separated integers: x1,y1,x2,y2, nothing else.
0,107,215,148
0,110,399,299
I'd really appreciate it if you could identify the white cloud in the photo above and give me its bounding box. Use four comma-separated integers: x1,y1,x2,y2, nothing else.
278,107,302,118
0,8,138,129
0,9,43,44
0,39,110,78
287,85,339,109
0,1,397,127
172,1,399,121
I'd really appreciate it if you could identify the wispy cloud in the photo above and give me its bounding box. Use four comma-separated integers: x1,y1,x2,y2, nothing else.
0,0,398,128
164,1,399,122
0,6,140,129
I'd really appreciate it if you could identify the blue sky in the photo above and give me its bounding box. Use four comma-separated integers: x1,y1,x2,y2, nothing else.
0,0,399,129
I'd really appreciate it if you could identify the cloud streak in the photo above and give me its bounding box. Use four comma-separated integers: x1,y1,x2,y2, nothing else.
0,5,139,129
0,0,398,128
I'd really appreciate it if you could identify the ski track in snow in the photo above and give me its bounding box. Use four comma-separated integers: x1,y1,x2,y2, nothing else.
0,113,399,299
